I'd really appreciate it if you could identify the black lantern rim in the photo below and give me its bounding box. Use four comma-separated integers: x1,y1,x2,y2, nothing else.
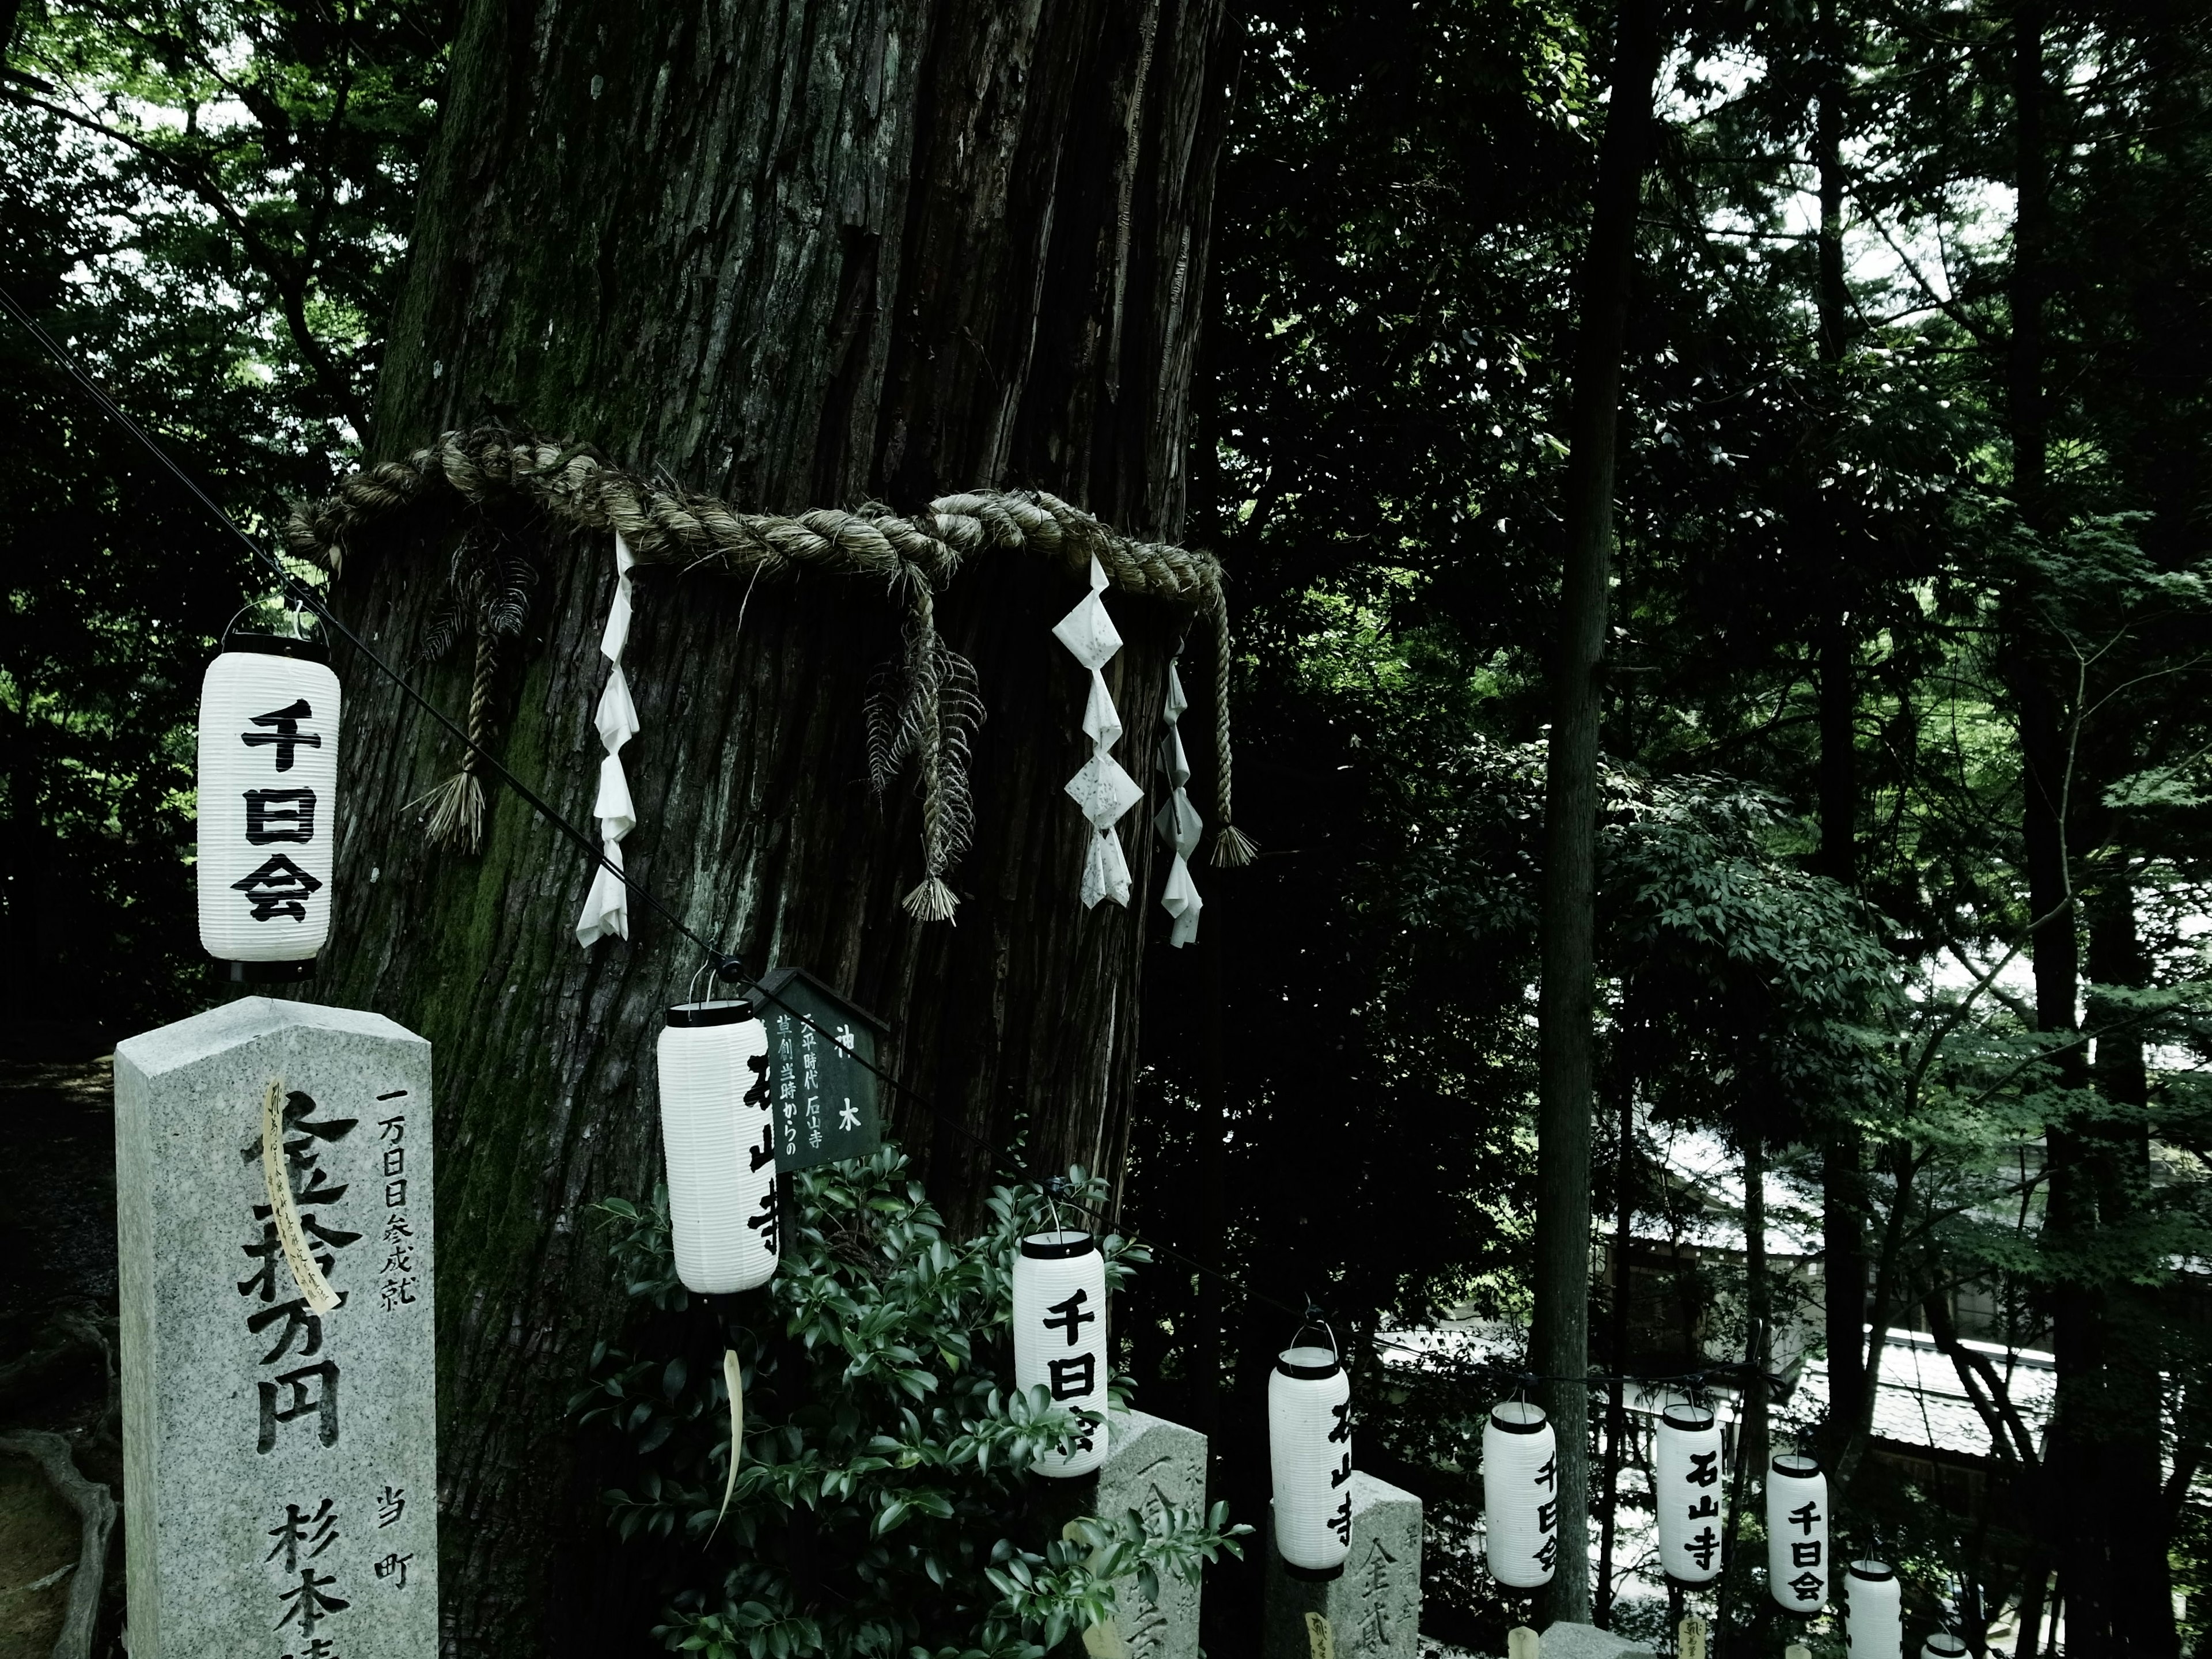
215,956,316,982
1488,1400,1548,1434
1275,1344,1342,1380
1925,1639,1968,1657
666,1000,758,1027
1661,1403,1717,1432
1020,1230,1096,1260
1663,1572,1722,1592
1281,1560,1346,1584
1847,1560,1895,1582
1771,1452,1822,1478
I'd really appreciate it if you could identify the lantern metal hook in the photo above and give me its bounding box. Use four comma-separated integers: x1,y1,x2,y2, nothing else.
1044,1173,1073,1240
1290,1299,1340,1363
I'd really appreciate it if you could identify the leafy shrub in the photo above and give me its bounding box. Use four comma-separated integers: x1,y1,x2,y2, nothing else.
574,1149,1247,1659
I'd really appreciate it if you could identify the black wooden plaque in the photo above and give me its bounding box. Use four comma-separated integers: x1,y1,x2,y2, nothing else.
745,966,888,1173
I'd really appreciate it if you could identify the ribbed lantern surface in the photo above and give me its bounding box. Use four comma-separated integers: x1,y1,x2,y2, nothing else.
657,1002,778,1294
1013,1231,1108,1477
197,642,340,967
1482,1400,1560,1589
1268,1343,1354,1577
1765,1453,1830,1615
1654,1402,1725,1586
1846,1561,1903,1659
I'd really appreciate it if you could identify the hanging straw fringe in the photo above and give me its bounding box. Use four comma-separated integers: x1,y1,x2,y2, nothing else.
290,427,1252,904
415,630,497,853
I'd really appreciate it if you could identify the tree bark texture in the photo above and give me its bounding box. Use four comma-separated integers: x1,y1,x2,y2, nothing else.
310,3,1240,1653
1531,0,1661,1624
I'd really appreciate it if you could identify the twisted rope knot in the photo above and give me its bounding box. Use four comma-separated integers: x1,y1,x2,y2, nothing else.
288,425,1255,897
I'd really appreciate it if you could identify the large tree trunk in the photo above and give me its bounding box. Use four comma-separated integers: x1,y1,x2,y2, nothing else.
1531,0,1662,1624
311,3,1239,1653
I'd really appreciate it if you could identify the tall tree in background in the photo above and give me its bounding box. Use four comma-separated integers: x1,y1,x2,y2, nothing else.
1531,0,1662,1622
309,3,1240,1652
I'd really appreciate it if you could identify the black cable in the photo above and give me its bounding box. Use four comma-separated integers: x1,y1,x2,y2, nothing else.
2,283,1779,1405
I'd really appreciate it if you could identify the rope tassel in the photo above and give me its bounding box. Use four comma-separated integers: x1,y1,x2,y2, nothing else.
418,630,497,852
1209,600,1255,867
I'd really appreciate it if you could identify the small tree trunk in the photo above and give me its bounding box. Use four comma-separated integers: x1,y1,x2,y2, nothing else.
1529,0,1662,1622
313,3,1242,1653
1811,0,1869,1457
2006,5,2105,1645
2088,878,2179,1657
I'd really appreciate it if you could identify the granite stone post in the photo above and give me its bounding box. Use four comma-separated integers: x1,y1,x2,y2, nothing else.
1088,1410,1211,1659
1263,1472,1423,1659
115,997,436,1659
1536,1622,1656,1659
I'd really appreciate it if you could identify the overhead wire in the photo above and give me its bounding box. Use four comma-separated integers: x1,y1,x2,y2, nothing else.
1,281,1783,1404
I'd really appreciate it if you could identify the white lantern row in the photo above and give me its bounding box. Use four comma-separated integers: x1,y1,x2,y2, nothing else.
1268,1340,1353,1578
198,633,341,977
657,1001,778,1294
1654,1402,1725,1586
1483,1401,1559,1589
1012,1230,1109,1477
1766,1452,1830,1616
1845,1560,1903,1659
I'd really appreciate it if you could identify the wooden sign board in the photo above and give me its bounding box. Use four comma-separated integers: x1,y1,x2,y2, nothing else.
745,966,888,1173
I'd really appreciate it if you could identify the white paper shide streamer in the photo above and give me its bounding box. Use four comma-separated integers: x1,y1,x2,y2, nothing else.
1054,557,1142,907
1012,1230,1109,1476
1654,1402,1726,1586
1153,660,1205,946
1846,1561,1903,1659
1482,1401,1560,1589
1268,1342,1354,1577
1766,1453,1830,1615
577,531,641,945
657,1001,778,1294
198,637,340,971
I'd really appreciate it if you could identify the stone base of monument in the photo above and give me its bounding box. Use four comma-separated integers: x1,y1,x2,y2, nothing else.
1262,1471,1423,1659
1535,1622,1655,1659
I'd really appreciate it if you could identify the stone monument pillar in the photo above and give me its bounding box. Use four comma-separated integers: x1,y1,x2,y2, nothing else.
115,997,436,1659
1088,1410,1210,1659
1263,1472,1423,1659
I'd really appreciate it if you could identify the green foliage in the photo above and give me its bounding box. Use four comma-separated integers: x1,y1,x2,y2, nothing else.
573,1153,1247,1659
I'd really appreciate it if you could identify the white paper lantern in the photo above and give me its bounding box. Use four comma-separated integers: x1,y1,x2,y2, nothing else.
1013,1230,1109,1477
1654,1402,1726,1586
1766,1453,1830,1616
657,1002,778,1294
197,637,340,976
1483,1401,1560,1589
1269,1342,1354,1578
1846,1560,1903,1659
1921,1636,1967,1659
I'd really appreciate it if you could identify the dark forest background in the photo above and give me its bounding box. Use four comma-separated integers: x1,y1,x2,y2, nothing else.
7,2,2212,1656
